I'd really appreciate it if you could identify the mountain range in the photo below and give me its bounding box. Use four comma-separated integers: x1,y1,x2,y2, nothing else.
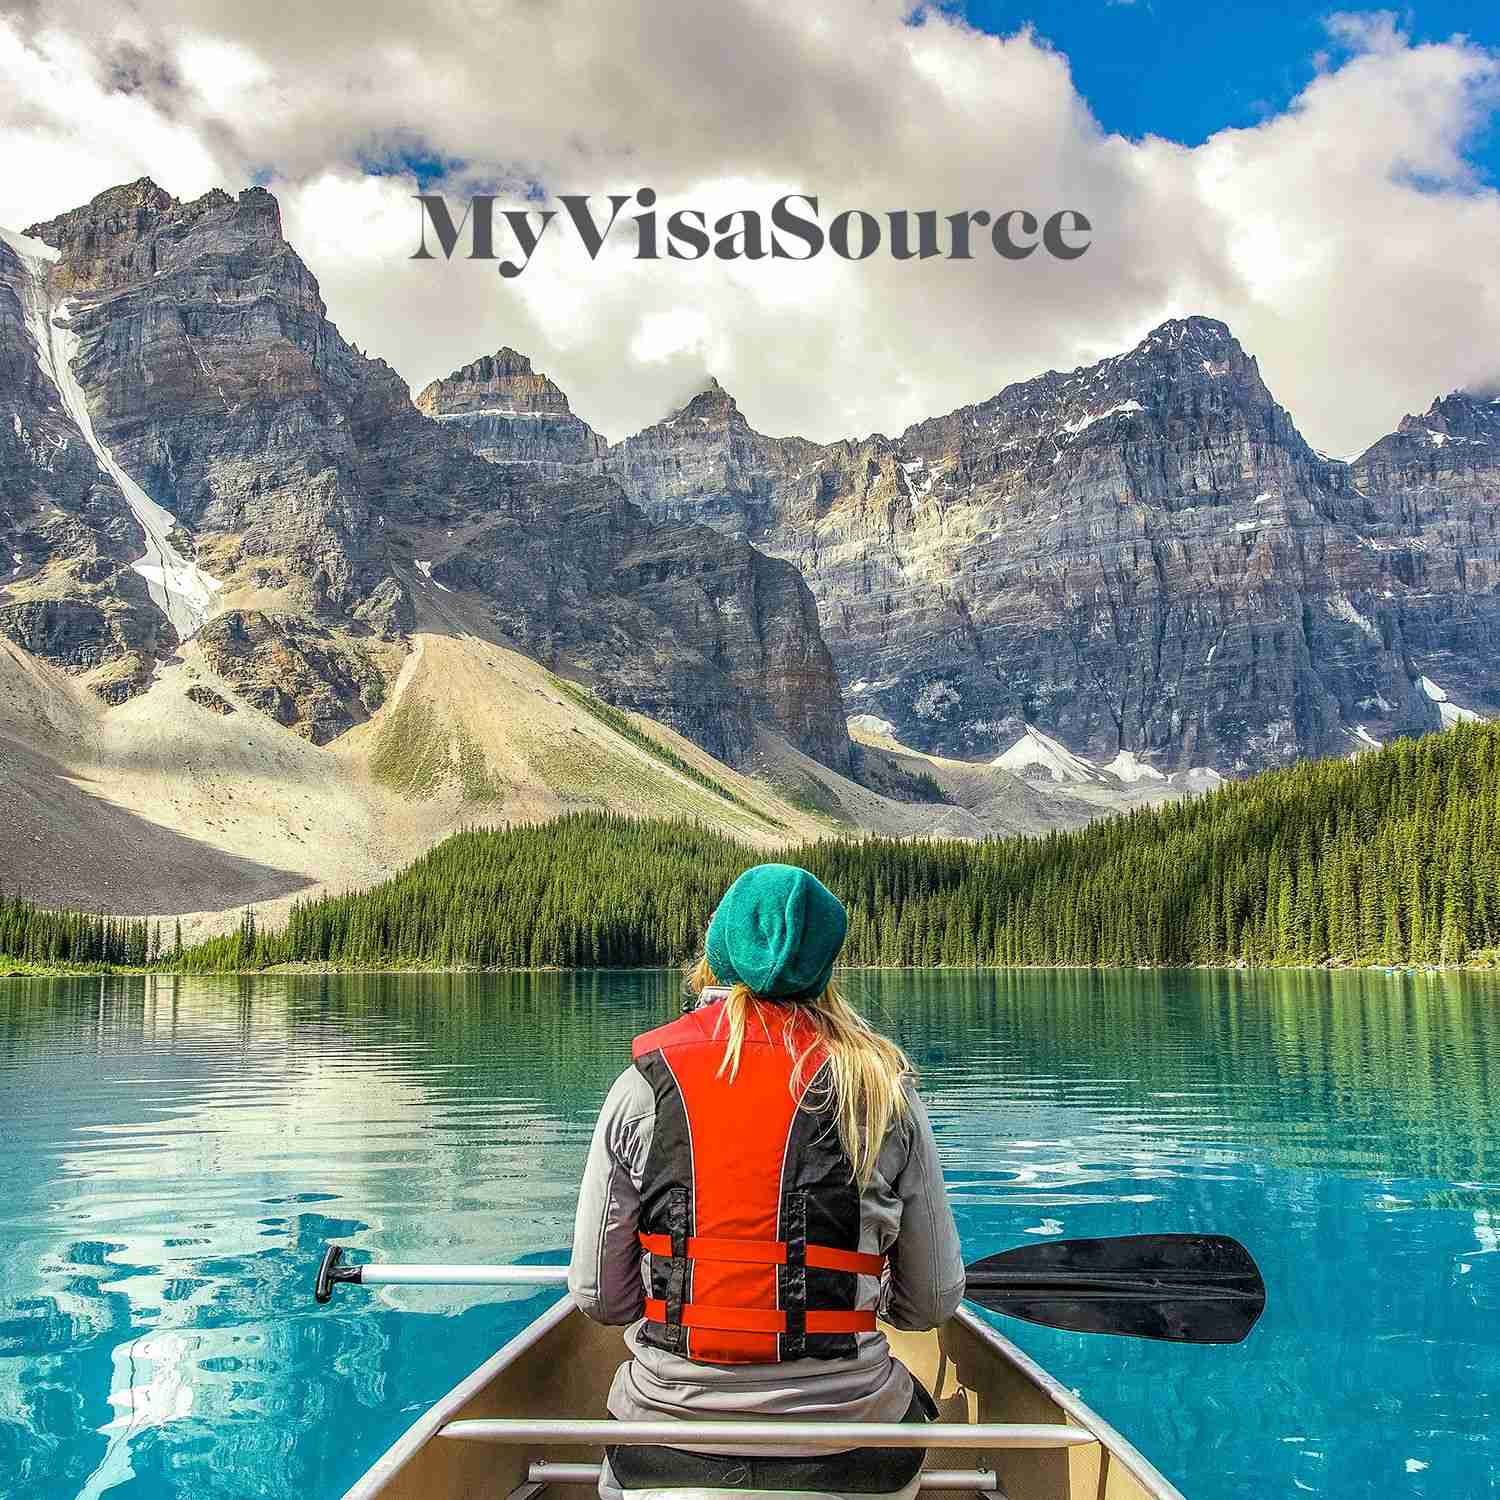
1,176,1493,926
427,319,1499,775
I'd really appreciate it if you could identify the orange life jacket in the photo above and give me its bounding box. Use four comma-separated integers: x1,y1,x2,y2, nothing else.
631,998,885,1365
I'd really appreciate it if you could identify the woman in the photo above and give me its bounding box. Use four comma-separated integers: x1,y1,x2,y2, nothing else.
569,863,965,1500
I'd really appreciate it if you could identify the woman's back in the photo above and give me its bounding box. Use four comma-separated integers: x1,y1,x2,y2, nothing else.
567,1002,966,1410
567,862,964,1451
629,998,879,1365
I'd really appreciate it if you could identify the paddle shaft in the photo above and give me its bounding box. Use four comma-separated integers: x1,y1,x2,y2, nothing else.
314,1248,566,1299
361,1264,569,1287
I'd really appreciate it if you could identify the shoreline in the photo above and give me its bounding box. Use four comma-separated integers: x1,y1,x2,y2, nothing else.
5,959,1499,980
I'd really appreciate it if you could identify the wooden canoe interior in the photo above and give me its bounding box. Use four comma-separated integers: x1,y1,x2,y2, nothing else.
345,1301,1177,1500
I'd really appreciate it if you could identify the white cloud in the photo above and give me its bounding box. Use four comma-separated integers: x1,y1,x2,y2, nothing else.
0,5,1496,454
0,21,227,217
1324,11,1407,58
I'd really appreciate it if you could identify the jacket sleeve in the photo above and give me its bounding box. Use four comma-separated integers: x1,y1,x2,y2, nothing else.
568,1065,656,1324
884,1085,966,1331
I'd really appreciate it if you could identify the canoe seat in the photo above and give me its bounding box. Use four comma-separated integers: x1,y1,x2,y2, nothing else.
604,1438,929,1496
603,1379,937,1499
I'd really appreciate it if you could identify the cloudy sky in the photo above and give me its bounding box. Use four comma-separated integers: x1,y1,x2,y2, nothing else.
1,1,1497,454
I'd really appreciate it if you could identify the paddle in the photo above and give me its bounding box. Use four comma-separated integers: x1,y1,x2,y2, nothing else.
962,1233,1265,1345
316,1232,1264,1345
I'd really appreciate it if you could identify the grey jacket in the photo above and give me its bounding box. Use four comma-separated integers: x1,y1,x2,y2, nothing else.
568,1063,965,1426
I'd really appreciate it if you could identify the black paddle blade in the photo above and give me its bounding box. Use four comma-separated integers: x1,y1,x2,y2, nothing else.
963,1233,1265,1345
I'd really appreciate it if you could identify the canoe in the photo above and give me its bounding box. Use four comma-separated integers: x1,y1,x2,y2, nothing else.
342,1295,1186,1500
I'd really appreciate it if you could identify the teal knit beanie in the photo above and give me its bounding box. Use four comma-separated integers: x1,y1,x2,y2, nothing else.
705,864,848,1000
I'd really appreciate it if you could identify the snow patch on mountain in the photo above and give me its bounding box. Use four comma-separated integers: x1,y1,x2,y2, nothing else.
1062,400,1144,437
1420,675,1483,727
912,679,961,720
4,226,219,640
993,724,1105,784
1326,593,1378,639
428,406,531,421
0,225,60,264
847,712,896,737
1104,748,1165,783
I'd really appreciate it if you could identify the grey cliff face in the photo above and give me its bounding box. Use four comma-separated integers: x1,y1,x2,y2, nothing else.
26,179,389,625
1,179,851,771
414,348,607,476
0,226,166,701
605,379,827,534
357,399,852,771
1342,389,1500,735
608,319,1498,773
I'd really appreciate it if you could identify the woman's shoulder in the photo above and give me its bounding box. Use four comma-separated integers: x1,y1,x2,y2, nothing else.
899,1071,947,1147
898,1070,928,1111
604,1062,656,1113
876,1073,926,1155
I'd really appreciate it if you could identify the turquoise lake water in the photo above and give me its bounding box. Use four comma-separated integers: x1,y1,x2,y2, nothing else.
2,969,1499,1499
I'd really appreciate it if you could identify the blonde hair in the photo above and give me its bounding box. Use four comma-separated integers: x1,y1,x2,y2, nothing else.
685,956,912,1187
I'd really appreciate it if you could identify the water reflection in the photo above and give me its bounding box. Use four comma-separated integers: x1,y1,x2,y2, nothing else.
3,969,1499,1498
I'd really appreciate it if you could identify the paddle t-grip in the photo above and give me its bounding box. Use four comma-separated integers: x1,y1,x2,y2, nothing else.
314,1243,365,1303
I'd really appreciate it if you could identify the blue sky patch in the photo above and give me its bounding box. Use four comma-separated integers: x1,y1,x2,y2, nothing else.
358,142,468,192
957,2,1499,181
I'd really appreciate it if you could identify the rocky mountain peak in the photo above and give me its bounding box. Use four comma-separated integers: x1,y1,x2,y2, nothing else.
415,346,576,418
1395,389,1500,443
1356,384,1500,485
671,376,745,428
26,181,291,297
413,345,606,472
25,177,177,289
0,175,853,775
603,373,836,536
612,311,1435,775
488,346,539,378
1107,314,1262,391
1142,313,1237,348
892,311,1298,492
28,176,175,238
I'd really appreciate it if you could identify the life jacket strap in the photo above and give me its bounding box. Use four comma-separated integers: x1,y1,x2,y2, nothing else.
643,1298,878,1335
639,1232,883,1277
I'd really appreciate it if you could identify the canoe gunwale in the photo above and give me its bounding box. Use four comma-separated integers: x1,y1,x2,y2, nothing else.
952,1305,1188,1500
341,1292,576,1500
